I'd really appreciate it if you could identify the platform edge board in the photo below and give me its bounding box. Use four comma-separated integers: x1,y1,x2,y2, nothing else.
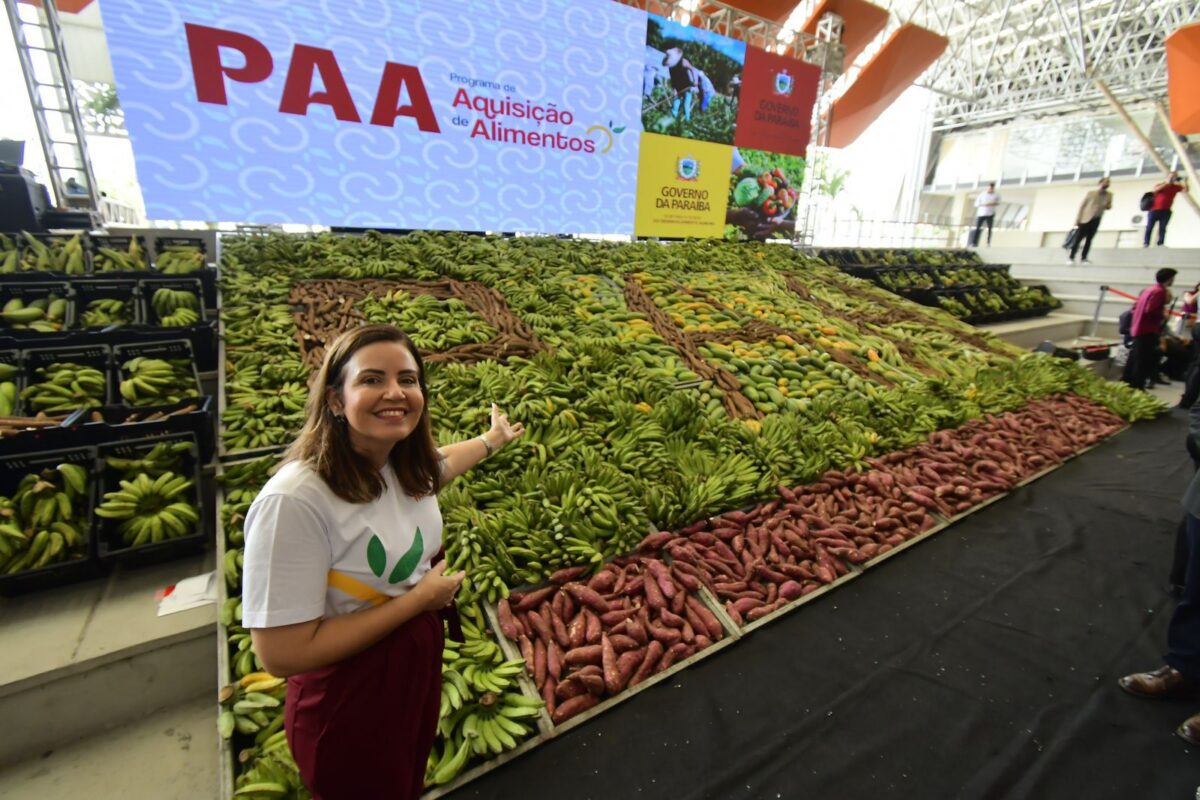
857,518,952,571
738,568,861,635
944,489,1013,524
546,632,737,737
696,584,746,640
214,470,236,800
481,601,555,736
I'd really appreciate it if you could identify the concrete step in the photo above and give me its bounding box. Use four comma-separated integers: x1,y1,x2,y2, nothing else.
985,246,1200,269
1010,262,1184,285
976,312,1109,349
0,693,217,800
0,553,217,768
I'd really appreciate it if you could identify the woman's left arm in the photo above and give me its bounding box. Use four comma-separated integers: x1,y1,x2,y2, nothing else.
439,403,525,483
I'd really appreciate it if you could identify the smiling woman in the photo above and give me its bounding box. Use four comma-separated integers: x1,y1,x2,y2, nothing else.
239,324,523,800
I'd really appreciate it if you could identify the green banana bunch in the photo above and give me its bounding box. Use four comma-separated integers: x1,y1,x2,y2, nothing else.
0,362,18,417
217,455,279,548
156,245,205,274
94,470,198,547
151,288,202,326
0,295,69,331
424,605,543,787
80,298,133,328
0,233,17,274
104,439,191,475
20,232,86,274
21,362,106,412
0,462,89,574
119,356,199,406
93,237,147,272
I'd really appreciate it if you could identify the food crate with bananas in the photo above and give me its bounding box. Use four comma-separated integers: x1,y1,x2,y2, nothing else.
90,235,151,272
0,447,98,594
141,278,205,328
114,340,201,408
4,232,90,275
153,237,207,275
74,279,140,329
20,345,112,415
94,435,205,564
0,282,74,334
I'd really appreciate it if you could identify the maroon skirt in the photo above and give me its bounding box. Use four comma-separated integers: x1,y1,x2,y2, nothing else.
285,610,443,800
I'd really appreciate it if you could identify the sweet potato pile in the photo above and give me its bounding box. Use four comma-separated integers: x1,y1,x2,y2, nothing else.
497,560,727,725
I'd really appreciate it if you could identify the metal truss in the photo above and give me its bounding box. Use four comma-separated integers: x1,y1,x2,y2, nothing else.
874,0,1200,131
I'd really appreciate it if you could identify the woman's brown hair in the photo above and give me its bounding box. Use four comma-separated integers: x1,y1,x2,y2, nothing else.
286,324,441,503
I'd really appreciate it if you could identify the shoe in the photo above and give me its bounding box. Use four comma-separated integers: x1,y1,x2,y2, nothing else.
1067,257,1076,264
1178,712,1200,745
1082,258,1092,264
1154,376,1173,386
1119,665,1194,698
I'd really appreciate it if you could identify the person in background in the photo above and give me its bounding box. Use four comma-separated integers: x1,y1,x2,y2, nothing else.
242,324,524,799
1122,268,1177,390
1069,177,1113,264
973,182,1000,246
1120,400,1200,746
663,48,700,122
1146,171,1188,248
1176,283,1199,338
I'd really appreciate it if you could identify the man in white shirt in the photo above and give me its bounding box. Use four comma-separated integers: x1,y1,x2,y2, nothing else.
973,182,1000,246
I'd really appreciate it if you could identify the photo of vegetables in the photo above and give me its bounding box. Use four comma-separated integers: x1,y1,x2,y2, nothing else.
726,148,805,241
643,14,746,145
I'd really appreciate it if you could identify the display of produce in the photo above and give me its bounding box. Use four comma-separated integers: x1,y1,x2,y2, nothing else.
497,559,729,724
80,298,134,328
151,287,202,326
15,232,87,274
95,441,198,548
156,245,206,274
118,356,200,406
0,294,69,332
0,462,90,574
21,362,106,412
93,236,149,272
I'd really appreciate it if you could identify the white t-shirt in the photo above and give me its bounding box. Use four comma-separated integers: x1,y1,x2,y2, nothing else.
975,190,1000,216
241,460,443,628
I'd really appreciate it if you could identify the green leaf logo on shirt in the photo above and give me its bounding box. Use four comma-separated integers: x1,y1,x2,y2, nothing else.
364,528,425,584
367,534,387,578
388,527,424,584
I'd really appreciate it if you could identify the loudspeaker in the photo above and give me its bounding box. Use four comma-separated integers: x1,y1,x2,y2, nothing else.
0,170,49,232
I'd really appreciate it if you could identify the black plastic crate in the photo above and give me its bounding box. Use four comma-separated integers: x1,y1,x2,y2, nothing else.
140,277,205,327
113,339,202,408
14,231,91,276
21,343,114,412
0,445,102,595
90,234,151,273
95,433,207,567
73,278,141,330
69,395,216,464
0,282,74,335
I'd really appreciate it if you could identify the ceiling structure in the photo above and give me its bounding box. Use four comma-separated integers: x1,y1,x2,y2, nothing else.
673,0,1200,132
779,0,1200,131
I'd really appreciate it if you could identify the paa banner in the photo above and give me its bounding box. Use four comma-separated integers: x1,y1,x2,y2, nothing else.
100,0,646,233
99,0,818,238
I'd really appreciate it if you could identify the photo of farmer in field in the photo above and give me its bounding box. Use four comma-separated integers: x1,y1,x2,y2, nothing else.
643,14,746,145
725,147,805,241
